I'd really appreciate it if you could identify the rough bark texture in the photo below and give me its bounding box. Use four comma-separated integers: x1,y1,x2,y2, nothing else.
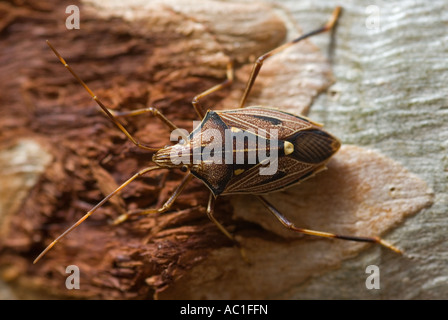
0,0,445,300
0,0,289,300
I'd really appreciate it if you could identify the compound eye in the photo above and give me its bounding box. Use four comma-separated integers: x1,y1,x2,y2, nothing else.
180,165,189,172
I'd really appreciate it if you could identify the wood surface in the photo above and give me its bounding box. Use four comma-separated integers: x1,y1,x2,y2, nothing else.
0,0,445,299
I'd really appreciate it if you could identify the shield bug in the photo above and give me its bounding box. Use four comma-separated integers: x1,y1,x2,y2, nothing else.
34,6,401,264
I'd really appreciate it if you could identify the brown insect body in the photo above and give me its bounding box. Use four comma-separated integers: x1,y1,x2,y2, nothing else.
153,106,341,196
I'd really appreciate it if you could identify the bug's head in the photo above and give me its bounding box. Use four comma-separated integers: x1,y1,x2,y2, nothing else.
152,139,192,172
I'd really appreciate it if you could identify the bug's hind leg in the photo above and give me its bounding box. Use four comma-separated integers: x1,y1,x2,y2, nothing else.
113,173,194,225
238,6,341,109
192,61,234,119
206,193,249,263
256,195,402,254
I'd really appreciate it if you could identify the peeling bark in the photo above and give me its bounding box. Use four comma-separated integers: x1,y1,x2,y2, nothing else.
0,0,439,300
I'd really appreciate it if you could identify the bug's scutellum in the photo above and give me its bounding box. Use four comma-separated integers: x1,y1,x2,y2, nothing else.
34,7,402,265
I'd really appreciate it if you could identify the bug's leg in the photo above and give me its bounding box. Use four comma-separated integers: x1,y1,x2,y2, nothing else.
107,107,188,140
256,195,402,254
46,40,162,152
113,173,194,224
108,107,179,132
33,166,166,264
192,61,234,119
239,6,341,108
206,193,249,262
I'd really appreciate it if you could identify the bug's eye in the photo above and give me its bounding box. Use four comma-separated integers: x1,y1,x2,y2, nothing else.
180,165,189,172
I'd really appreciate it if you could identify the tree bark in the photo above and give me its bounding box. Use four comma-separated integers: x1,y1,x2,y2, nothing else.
0,0,444,299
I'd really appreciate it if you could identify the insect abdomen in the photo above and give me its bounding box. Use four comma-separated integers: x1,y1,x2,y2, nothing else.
288,129,341,164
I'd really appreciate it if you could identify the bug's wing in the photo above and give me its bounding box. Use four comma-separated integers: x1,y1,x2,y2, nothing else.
222,128,340,195
192,107,340,196
289,129,340,164
217,107,317,140
222,157,321,195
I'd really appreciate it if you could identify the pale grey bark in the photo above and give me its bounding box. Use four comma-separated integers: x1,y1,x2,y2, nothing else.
160,0,447,299
256,0,448,299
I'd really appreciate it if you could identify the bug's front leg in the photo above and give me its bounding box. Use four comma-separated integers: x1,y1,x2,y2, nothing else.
108,106,179,131
34,166,165,264
46,40,164,152
113,173,193,224
256,195,402,254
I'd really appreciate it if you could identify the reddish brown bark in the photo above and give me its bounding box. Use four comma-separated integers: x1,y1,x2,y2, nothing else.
0,0,287,299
